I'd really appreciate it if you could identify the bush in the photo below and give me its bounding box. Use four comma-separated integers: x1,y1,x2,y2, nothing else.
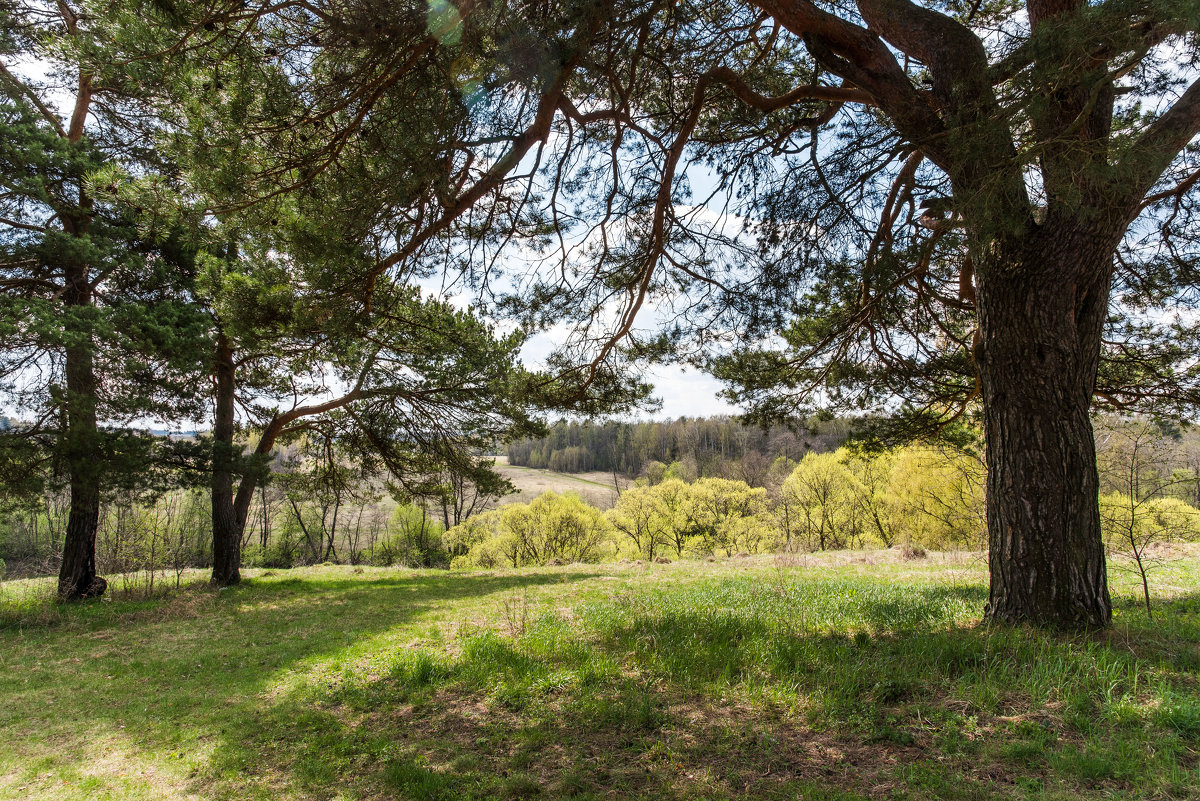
686,477,770,555
885,446,986,550
260,530,302,569
443,510,502,557
1101,493,1200,550
448,492,614,567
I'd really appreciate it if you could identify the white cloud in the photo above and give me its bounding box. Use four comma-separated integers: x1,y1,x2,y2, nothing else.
641,364,739,419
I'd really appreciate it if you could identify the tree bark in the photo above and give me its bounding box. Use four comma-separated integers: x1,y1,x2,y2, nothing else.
210,334,241,586
975,228,1113,628
57,262,105,600
58,465,103,599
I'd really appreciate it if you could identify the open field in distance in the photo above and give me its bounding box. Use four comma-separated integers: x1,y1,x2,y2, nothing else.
493,455,629,510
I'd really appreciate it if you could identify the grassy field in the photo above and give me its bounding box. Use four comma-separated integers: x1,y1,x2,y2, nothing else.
1,551,1198,801
492,456,627,509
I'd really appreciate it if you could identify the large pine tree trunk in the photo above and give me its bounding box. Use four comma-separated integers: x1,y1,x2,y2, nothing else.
57,265,105,600
210,335,242,586
975,229,1113,628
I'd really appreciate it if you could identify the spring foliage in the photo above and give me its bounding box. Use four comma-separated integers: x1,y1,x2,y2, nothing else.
444,441,1200,569
447,445,981,566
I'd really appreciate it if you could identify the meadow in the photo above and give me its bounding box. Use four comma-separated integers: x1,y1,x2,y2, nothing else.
493,457,627,509
1,550,1197,801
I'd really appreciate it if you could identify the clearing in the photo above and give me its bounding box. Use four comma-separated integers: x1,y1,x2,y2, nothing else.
1,551,1198,800
493,455,627,509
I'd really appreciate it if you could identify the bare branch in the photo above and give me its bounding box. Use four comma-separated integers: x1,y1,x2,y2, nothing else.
1122,76,1200,216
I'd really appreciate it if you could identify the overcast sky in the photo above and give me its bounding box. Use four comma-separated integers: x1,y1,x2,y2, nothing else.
638,365,740,419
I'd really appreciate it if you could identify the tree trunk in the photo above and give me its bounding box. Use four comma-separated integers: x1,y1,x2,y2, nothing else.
59,474,103,599
261,484,270,550
224,414,303,553
57,263,105,601
975,230,1113,628
211,334,241,586
324,493,341,561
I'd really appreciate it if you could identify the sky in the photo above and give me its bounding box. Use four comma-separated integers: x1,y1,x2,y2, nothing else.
638,365,739,419
515,328,739,421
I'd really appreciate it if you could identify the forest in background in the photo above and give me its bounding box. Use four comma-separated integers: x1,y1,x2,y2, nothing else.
504,416,852,477
5,0,1200,795
3,0,1200,630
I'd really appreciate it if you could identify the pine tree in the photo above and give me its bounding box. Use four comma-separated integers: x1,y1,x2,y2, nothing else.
196,231,548,585
0,1,209,598
384,0,1200,628
163,0,653,584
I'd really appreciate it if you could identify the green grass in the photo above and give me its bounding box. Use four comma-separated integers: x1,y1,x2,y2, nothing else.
1,551,1197,800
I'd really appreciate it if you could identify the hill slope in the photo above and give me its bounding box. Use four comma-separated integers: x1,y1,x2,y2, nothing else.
493,454,627,509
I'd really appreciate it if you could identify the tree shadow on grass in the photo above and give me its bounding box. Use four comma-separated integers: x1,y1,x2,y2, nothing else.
0,568,601,800
4,573,1197,800
198,583,1198,800
205,627,909,801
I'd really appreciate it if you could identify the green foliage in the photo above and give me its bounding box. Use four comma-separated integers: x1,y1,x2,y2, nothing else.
885,446,987,551
0,1,212,456
255,529,303,570
782,452,858,551
443,509,503,558
1101,493,1200,550
449,492,613,568
1096,416,1200,613
663,458,699,483
641,460,668,485
606,476,776,560
381,504,448,568
683,477,770,554
606,483,678,560
464,433,1200,570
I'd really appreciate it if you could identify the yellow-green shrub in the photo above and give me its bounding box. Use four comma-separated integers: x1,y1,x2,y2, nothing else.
448,492,614,567
886,446,986,550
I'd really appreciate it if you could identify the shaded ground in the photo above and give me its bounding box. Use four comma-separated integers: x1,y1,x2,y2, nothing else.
1,552,1198,800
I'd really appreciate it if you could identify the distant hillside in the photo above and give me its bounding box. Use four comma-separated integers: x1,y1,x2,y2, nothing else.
493,455,627,509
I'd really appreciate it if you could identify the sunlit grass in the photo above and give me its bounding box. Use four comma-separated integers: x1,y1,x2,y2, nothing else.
1,551,1197,800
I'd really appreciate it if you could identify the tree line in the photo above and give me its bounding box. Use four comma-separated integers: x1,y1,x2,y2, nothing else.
5,413,1193,619
0,430,511,584
505,416,851,477
456,417,1200,617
